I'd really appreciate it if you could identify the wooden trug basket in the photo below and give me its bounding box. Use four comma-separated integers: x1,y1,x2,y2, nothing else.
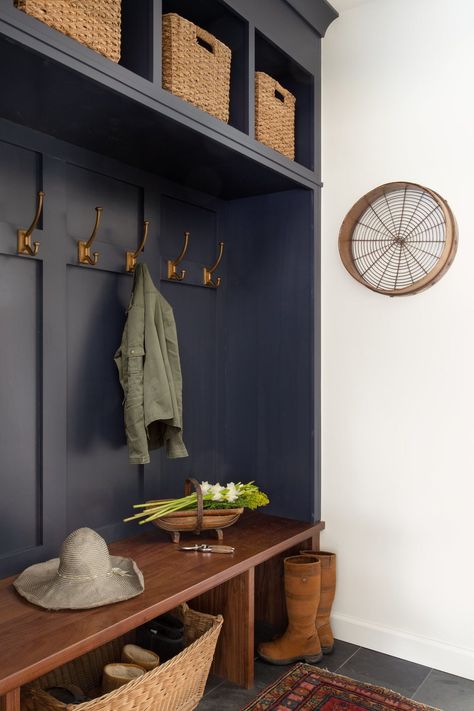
162,13,231,123
153,478,243,543
14,0,121,62
255,71,296,160
21,604,223,711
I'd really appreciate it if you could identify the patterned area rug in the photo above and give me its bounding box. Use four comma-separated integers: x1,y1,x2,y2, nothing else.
242,663,441,710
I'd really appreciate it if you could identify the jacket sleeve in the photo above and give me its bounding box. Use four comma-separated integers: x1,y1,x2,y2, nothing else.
114,266,150,465
115,342,150,465
123,344,150,464
162,303,188,458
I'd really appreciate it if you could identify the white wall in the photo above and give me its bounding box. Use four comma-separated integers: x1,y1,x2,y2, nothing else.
321,0,474,679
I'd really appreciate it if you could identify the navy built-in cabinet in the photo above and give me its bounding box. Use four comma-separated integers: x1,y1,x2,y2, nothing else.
0,0,337,577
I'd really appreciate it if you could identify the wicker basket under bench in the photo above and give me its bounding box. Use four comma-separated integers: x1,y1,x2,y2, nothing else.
21,604,223,711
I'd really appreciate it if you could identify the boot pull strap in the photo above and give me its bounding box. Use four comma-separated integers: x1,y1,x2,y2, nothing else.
184,478,204,532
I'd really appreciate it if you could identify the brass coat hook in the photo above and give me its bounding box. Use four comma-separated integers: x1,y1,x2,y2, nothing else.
203,241,224,288
126,220,150,272
17,191,44,256
167,231,190,281
78,207,103,265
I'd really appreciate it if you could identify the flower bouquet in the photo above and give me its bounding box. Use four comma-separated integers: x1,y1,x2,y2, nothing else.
124,478,269,543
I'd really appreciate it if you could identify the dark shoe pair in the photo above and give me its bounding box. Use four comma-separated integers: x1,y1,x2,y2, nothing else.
45,684,88,704
136,612,185,663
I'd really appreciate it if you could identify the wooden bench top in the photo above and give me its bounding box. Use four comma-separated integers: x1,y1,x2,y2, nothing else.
0,512,323,696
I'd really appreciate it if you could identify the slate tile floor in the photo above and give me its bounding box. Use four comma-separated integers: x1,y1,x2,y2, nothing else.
197,640,474,710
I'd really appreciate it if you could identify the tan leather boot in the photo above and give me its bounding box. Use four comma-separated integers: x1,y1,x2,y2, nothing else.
258,555,323,665
301,550,336,654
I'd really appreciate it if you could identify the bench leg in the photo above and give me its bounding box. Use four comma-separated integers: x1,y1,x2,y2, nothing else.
0,689,21,711
191,568,255,688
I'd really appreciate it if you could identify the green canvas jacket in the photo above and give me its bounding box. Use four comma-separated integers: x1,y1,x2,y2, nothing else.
114,263,188,464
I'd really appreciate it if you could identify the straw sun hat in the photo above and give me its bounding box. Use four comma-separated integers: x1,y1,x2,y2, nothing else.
14,528,144,610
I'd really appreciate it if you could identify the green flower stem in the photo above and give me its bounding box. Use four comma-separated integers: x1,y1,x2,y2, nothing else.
124,502,186,522
125,494,205,523
123,481,269,525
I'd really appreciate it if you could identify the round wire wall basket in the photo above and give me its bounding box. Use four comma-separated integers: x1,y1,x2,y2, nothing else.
338,182,458,296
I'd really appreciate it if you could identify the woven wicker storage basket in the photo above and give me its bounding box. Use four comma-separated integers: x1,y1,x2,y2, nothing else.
21,604,223,711
255,71,296,160
162,13,231,123
14,0,121,62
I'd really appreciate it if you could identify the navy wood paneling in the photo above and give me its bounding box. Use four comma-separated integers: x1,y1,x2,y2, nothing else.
214,200,257,485
313,187,322,523
0,0,327,580
254,190,315,521
66,266,140,532
64,165,150,537
155,196,220,498
0,140,41,243
222,189,316,521
0,139,44,565
65,163,144,272
120,0,154,80
0,255,41,556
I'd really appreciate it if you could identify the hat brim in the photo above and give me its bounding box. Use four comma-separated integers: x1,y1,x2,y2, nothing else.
13,555,144,610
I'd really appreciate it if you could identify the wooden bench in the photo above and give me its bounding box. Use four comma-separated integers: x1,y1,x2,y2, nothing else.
0,512,324,710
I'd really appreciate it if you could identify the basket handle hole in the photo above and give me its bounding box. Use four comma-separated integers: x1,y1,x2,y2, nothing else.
274,89,285,102
196,36,214,53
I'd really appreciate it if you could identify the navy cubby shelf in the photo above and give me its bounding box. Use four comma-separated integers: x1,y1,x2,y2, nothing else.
161,0,249,134
120,0,154,80
0,0,335,198
255,30,314,170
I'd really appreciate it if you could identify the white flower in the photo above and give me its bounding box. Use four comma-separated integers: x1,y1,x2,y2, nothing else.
224,482,239,503
210,483,224,501
200,481,211,494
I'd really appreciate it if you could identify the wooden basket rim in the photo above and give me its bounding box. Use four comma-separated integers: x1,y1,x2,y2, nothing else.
158,507,244,519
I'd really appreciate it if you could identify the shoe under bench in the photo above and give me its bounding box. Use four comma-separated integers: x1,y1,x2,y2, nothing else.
0,511,324,710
